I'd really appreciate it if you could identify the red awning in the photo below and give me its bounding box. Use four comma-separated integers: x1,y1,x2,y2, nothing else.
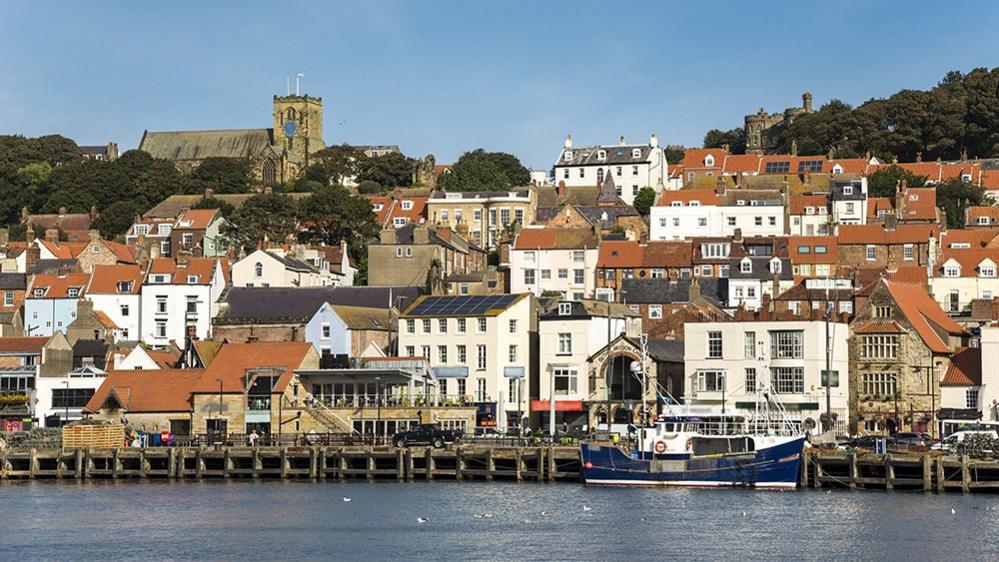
531,400,584,412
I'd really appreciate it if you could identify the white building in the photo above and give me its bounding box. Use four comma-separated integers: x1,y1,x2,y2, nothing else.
232,248,334,288
86,264,144,341
509,227,598,300
650,190,785,241
788,194,832,236
398,294,535,430
929,248,999,313
830,178,868,226
537,300,639,429
553,134,667,206
139,258,227,347
684,319,850,433
727,256,794,311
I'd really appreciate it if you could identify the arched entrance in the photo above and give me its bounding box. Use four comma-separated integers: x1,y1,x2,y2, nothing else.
605,355,642,402
262,159,276,184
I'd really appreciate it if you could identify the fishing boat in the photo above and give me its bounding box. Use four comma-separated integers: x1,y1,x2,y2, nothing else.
580,414,805,489
580,363,807,489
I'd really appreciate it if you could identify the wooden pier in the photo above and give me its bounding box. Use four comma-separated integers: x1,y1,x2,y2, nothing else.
801,449,999,493
0,445,583,483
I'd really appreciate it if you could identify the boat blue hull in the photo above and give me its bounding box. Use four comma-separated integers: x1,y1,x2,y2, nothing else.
580,437,805,489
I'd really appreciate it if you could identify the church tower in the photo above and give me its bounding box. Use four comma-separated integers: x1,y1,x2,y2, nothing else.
272,94,325,165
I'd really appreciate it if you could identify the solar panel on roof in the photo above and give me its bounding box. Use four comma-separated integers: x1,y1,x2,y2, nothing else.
764,161,790,174
797,160,823,173
406,294,519,317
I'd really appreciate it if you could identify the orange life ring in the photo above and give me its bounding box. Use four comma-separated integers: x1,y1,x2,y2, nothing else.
654,440,667,454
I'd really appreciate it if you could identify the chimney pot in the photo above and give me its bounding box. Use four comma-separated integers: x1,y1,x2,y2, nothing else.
619,136,626,145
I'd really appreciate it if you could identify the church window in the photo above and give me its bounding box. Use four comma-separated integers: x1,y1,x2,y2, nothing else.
286,108,297,122
262,160,276,184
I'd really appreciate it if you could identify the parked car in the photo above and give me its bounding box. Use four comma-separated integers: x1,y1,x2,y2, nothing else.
893,432,934,448
391,424,462,448
838,435,897,450
931,430,999,451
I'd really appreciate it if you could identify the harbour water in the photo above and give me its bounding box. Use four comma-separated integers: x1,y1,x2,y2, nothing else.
2,480,997,560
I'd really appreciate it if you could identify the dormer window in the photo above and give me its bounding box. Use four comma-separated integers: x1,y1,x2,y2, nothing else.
445,193,460,200
737,200,746,206
832,164,843,174
632,148,642,159
33,288,46,298
116,281,132,293
980,263,996,277
962,173,973,182
740,259,752,273
558,303,572,316
134,224,149,235
689,201,700,207
705,155,715,167
843,186,853,195
67,287,80,298
187,275,198,284
805,207,814,215
597,150,606,160
944,264,961,277
671,201,682,207
979,217,990,225
373,204,383,212
401,200,413,210
564,150,573,161
769,259,782,274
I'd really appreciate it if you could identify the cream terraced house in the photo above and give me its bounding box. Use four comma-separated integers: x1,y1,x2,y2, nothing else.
509,227,599,300
684,317,850,434
553,134,668,206
398,294,536,430
426,189,537,249
929,248,999,314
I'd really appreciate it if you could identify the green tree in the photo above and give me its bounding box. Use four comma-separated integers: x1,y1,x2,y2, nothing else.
223,193,299,253
438,149,531,191
936,179,990,229
16,161,52,187
633,187,656,216
866,165,929,198
357,152,413,187
311,144,368,186
664,146,685,165
297,186,378,247
93,200,145,238
703,128,746,153
356,180,383,194
189,157,252,194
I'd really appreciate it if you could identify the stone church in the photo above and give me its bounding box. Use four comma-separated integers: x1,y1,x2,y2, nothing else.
138,94,325,184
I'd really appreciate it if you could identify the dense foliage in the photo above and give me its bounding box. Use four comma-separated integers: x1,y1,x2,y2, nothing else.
866,165,930,198
633,187,656,216
438,149,530,191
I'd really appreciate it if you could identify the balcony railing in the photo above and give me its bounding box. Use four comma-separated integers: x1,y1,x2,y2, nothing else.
247,396,272,411
313,393,477,409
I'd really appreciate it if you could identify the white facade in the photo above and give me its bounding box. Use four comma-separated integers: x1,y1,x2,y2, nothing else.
978,326,999,422
89,293,141,341
397,295,534,429
789,210,830,236
509,246,598,300
36,368,107,428
553,134,667,206
650,203,785,241
139,262,226,346
232,249,334,288
684,320,850,433
538,303,638,406
929,256,999,313
114,346,164,370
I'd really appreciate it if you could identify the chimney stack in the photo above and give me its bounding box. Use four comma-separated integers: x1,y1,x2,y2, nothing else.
649,133,658,148
687,278,701,303
790,139,798,157
721,143,730,153
916,151,923,163
557,180,566,198
88,229,100,242
564,134,572,149
44,228,59,243
25,244,39,272
26,229,35,244
619,136,626,146
58,206,67,216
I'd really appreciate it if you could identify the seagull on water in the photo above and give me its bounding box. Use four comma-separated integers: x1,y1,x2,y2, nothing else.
483,512,494,519
541,511,549,517
951,508,956,515
343,497,352,502
473,514,483,519
741,511,746,517
417,517,429,524
524,518,533,524
582,505,592,512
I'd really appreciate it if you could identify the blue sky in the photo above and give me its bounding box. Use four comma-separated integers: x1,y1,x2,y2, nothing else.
2,1,998,169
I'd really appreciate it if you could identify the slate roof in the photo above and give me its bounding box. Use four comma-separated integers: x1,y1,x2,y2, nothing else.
0,273,26,290
328,305,390,331
557,144,654,166
539,299,637,320
27,259,78,275
218,286,424,323
513,228,597,250
620,277,727,304
139,128,275,161
728,257,794,280
646,339,684,363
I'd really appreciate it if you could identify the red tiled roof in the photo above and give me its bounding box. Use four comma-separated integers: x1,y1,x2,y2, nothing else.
901,188,936,221
84,369,205,413
837,224,938,245
146,348,180,369
147,258,222,285
93,310,119,330
657,189,721,206
936,248,999,278
941,347,981,386
884,280,966,354
39,240,85,260
722,154,761,175
942,227,999,248
824,158,868,175
982,170,999,190
789,194,828,215
27,272,91,299
789,236,838,264
87,264,143,294
597,240,643,268
887,266,929,284
367,195,428,228
192,341,315,394
868,197,894,219
966,206,999,226
852,320,904,334
176,208,220,230
681,148,727,171
643,241,693,268
0,337,48,354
